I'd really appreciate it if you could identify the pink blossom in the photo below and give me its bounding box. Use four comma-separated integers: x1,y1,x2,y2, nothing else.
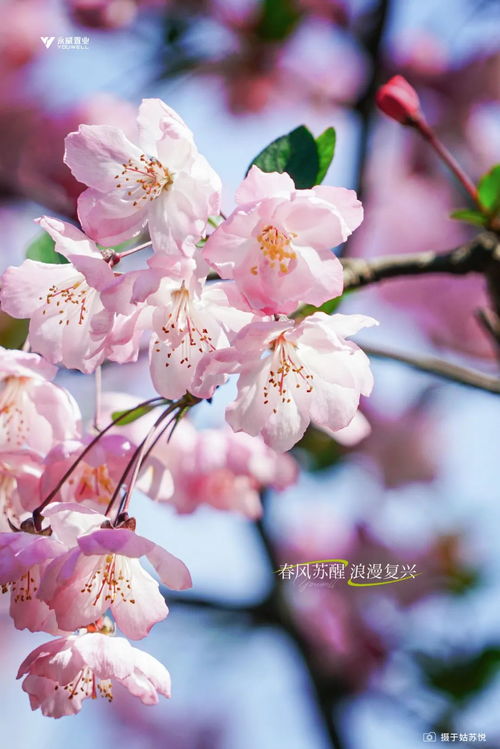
0,217,142,373
40,435,135,512
140,419,298,518
64,98,221,254
203,166,362,314
195,312,377,452
353,398,441,489
0,348,81,451
0,0,58,71
69,0,139,30
18,631,171,717
102,254,255,400
0,530,67,634
40,523,192,639
0,449,44,531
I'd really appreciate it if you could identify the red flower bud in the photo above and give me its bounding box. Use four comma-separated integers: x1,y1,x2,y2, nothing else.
375,75,421,125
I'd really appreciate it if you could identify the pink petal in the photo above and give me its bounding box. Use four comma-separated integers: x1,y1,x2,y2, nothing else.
330,410,371,446
36,216,104,263
111,560,168,639
77,188,148,247
17,637,68,678
74,633,134,680
0,347,56,381
146,543,192,590
0,260,79,320
28,381,81,443
21,635,83,685
236,166,294,205
138,98,194,155
312,185,363,234
42,503,105,547
77,528,154,558
64,124,143,192
22,674,82,717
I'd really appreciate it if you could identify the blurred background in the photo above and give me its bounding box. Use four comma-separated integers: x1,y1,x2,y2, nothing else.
0,0,499,747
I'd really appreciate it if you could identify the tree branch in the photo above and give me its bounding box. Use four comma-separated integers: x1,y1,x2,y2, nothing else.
253,512,347,749
350,0,390,203
362,344,500,393
342,231,500,357
341,232,500,292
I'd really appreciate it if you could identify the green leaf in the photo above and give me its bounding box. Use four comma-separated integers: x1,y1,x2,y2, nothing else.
450,209,488,227
26,232,68,264
417,647,500,703
248,125,319,189
292,291,348,320
477,164,500,213
111,404,158,426
256,0,302,41
294,425,343,472
315,127,336,184
0,314,29,349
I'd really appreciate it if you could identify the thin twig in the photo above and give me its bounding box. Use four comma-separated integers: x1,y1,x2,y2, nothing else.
116,240,152,260
414,118,478,203
362,344,500,393
93,366,102,432
32,396,165,527
475,308,500,353
104,404,178,520
115,410,177,519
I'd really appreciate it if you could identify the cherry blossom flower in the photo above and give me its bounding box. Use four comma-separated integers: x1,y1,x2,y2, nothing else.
0,217,142,372
139,419,298,518
101,254,255,400
40,435,135,512
0,348,81,451
18,630,171,717
0,530,67,634
203,166,362,314
0,449,44,531
64,98,221,253
39,520,192,639
194,312,377,452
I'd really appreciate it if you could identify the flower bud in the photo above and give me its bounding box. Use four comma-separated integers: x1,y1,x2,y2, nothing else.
375,75,421,125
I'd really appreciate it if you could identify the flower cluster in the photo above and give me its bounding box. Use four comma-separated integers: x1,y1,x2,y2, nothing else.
0,98,377,717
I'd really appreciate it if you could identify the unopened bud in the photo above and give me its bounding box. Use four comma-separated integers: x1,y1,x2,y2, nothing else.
375,75,421,125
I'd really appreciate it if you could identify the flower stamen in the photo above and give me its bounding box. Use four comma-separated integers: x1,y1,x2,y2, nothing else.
257,225,297,274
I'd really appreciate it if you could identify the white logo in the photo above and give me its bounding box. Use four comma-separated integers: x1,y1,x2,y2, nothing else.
40,36,55,49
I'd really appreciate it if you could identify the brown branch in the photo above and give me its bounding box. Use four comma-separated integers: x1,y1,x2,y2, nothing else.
342,232,500,356
362,344,500,394
253,510,347,749
341,232,500,292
